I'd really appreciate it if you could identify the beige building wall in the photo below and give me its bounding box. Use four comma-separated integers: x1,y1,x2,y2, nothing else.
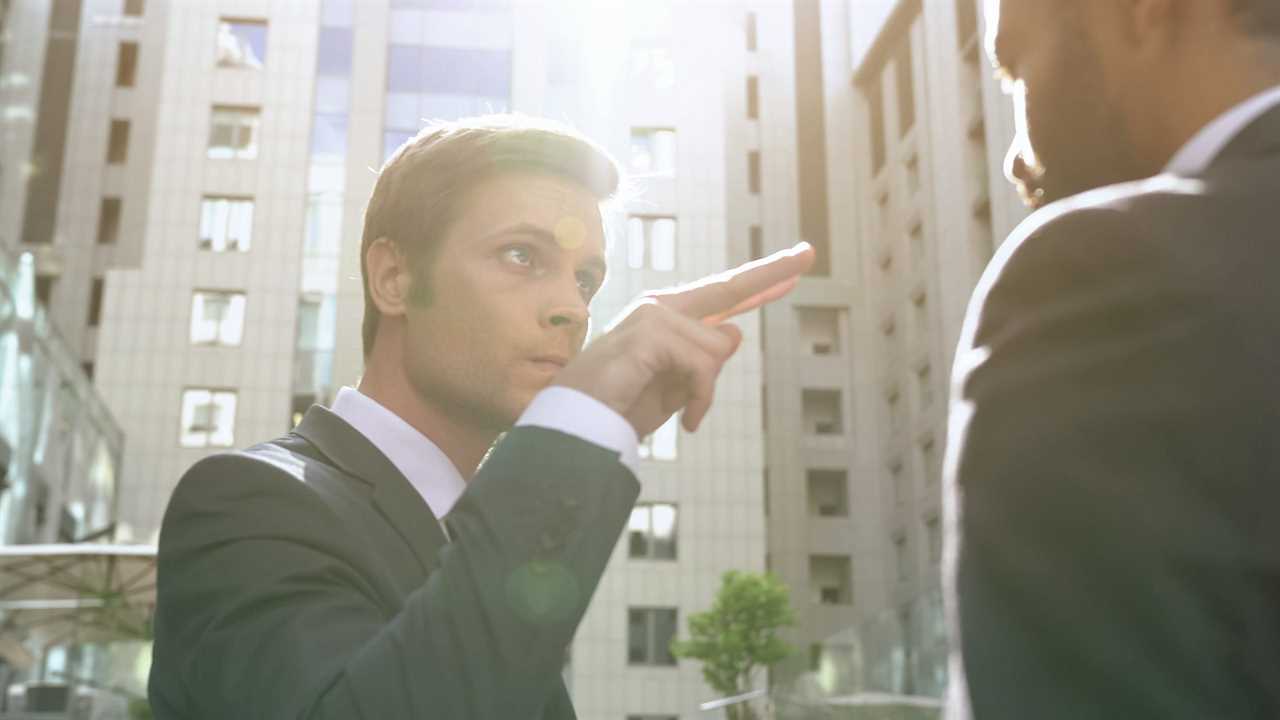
749,0,1029,697
95,0,320,541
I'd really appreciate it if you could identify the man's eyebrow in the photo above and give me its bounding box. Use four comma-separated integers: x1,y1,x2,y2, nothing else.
483,222,608,276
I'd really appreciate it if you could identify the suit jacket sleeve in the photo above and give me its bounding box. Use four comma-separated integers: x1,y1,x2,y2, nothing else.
152,426,639,719
946,203,1262,719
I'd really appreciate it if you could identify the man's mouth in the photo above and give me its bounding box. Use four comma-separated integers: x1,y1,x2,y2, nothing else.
527,355,569,373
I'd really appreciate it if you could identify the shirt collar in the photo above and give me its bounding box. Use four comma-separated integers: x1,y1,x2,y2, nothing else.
329,386,466,520
1166,84,1280,176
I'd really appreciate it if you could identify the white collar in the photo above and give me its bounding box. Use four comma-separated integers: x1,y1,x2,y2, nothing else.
329,386,466,521
1165,84,1280,176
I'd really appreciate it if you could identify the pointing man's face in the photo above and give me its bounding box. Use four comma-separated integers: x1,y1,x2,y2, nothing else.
400,171,608,435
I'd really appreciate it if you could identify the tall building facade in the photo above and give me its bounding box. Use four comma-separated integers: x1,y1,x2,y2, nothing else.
743,0,1029,705
3,0,771,716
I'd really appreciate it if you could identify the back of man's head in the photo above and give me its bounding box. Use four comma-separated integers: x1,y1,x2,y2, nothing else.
358,115,620,357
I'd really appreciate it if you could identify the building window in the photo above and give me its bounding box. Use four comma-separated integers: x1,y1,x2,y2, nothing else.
905,152,921,194
630,128,676,175
890,458,907,504
746,75,760,119
749,225,763,260
916,362,934,410
887,386,903,435
896,41,916,136
745,11,758,52
190,290,246,346
628,503,677,560
179,389,237,448
810,554,852,605
920,435,938,483
796,306,841,356
216,18,267,69
802,389,843,436
382,44,512,161
895,534,911,582
748,150,762,193
638,415,678,461
763,468,770,516
87,277,104,327
926,515,942,565
208,105,260,160
107,120,130,164
311,113,348,158
626,215,677,271
807,469,848,517
628,607,678,666
199,196,254,252
97,198,121,245
35,275,55,306
909,218,925,263
115,42,138,87
868,73,887,175
123,0,144,16
630,44,675,91
318,26,354,76
387,45,511,96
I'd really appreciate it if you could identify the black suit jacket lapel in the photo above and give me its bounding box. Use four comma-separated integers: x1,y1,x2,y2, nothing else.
294,405,449,576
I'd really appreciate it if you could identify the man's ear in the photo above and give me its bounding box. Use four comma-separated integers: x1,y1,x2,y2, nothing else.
365,237,413,318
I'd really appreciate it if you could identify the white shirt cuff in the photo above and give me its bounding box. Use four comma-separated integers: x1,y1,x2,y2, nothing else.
516,386,640,474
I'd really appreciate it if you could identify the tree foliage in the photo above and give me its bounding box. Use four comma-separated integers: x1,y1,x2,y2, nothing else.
671,571,796,719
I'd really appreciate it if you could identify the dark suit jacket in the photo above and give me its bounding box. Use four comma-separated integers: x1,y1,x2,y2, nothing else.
148,405,639,719
946,105,1280,719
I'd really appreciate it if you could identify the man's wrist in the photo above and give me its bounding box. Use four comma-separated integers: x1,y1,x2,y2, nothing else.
516,386,640,473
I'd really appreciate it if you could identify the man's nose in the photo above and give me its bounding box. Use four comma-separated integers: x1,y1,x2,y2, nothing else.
544,289,589,331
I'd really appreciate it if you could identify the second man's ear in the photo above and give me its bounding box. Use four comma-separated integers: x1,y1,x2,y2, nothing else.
365,236,415,318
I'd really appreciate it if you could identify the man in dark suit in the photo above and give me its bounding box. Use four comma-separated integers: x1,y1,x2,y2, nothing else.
945,1,1280,718
148,116,813,718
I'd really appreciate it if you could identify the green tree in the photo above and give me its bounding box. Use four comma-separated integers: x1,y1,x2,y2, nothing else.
671,570,796,720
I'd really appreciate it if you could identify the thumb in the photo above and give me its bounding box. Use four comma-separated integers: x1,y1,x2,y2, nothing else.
713,323,743,358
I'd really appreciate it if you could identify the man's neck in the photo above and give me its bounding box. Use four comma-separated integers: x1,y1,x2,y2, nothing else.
1157,43,1280,167
357,363,499,481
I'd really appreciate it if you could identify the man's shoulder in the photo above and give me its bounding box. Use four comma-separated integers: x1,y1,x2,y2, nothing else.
1005,175,1207,272
180,434,321,490
958,175,1226,358
163,433,360,535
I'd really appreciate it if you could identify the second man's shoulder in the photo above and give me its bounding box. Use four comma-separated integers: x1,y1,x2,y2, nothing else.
974,175,1214,315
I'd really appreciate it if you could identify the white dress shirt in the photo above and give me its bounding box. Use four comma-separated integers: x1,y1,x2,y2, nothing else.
1165,84,1280,176
329,385,639,526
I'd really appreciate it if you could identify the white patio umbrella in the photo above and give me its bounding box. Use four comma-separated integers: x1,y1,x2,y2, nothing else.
0,544,157,665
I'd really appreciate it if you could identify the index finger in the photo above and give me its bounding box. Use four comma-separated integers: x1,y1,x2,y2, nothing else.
657,242,815,320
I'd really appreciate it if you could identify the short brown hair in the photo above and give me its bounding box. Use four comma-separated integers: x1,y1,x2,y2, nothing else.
359,115,620,357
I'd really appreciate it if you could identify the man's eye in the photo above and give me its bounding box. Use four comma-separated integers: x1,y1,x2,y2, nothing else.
503,246,534,267
576,273,600,297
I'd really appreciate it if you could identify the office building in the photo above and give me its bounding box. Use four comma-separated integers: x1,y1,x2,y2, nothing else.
742,0,1028,703
1,1,772,716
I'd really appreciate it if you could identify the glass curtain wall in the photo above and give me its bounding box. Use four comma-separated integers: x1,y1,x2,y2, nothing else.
382,0,513,162
291,0,353,425
0,250,122,545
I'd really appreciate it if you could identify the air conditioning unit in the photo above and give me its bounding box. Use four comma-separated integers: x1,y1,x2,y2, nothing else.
4,683,129,720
